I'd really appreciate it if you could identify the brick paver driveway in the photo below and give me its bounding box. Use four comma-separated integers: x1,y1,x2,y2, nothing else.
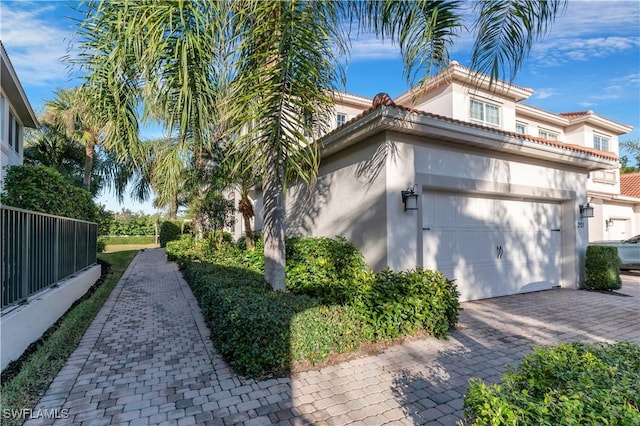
26,249,640,425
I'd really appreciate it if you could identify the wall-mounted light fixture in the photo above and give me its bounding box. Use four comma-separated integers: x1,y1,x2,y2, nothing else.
579,203,594,219
605,218,614,228
402,186,419,211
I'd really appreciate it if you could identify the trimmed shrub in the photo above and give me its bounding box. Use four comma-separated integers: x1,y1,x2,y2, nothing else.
355,269,460,340
183,262,367,377
585,245,621,290
97,237,107,253
102,236,156,245
1,165,97,222
464,342,640,425
285,236,367,304
159,221,181,247
172,235,462,378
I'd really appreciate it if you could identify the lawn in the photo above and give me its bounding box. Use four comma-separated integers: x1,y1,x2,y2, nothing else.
0,250,138,426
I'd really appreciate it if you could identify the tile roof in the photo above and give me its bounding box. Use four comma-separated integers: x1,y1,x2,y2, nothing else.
620,172,640,198
559,111,593,118
322,99,619,162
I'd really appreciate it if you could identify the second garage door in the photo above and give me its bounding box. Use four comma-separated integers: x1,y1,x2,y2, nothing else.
422,191,561,301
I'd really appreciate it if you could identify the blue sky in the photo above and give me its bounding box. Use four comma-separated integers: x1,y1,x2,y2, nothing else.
1,0,639,214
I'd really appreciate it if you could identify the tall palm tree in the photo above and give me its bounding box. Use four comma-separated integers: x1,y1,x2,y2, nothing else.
40,87,105,191
73,0,566,291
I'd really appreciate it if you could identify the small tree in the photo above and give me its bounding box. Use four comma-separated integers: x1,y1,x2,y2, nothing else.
196,191,235,247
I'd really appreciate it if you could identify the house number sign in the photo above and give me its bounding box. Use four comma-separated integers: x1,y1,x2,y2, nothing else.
577,221,585,229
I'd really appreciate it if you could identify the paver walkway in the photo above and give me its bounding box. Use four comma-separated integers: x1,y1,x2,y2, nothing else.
24,249,640,426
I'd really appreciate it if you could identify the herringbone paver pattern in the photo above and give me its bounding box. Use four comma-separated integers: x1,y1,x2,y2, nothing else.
23,249,640,425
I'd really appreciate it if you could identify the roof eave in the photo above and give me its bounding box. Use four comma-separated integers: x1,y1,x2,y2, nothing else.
0,42,38,128
321,106,618,172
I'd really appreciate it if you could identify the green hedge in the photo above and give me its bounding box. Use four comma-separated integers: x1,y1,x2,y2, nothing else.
285,236,367,304
102,236,156,245
585,245,621,290
183,262,367,377
159,221,182,247
464,341,640,425
171,235,461,378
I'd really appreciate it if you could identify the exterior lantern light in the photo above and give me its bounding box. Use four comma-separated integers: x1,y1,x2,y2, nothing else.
401,186,419,211
605,218,614,228
579,203,594,219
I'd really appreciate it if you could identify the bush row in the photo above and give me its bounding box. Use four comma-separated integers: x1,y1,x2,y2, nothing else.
183,262,366,377
464,341,640,425
169,235,461,377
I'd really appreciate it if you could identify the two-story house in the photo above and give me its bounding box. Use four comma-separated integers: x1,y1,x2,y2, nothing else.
0,41,38,193
233,61,631,301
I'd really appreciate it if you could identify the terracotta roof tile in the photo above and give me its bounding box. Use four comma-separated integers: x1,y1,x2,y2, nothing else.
620,172,640,198
321,99,619,162
559,111,593,118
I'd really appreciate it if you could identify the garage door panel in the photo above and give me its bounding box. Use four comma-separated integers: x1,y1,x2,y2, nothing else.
423,191,561,301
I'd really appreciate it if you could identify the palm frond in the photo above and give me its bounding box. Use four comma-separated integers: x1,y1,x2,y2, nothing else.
470,0,567,85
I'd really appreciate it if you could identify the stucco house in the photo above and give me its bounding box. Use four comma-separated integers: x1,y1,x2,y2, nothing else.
232,62,631,302
0,40,38,193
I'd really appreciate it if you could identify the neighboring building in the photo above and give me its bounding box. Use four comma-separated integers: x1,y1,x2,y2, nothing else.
606,172,640,241
0,40,38,193
230,91,372,240
289,62,630,302
230,61,631,301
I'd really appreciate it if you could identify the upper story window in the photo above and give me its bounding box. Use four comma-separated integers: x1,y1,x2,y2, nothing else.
515,122,527,135
594,134,610,151
470,99,499,126
8,111,20,154
538,128,559,141
336,113,346,127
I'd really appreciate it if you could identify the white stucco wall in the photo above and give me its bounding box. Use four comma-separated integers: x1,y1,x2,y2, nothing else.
286,134,389,270
1,265,101,371
589,198,640,242
383,132,589,289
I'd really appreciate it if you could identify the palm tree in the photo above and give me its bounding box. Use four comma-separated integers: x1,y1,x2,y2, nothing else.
40,87,105,191
73,0,567,291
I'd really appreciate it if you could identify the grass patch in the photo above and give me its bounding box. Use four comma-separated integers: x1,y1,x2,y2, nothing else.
0,250,137,426
104,243,159,253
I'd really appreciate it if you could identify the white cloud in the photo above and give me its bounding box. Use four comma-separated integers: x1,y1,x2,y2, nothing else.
0,1,79,88
530,1,640,65
532,88,560,100
348,35,401,62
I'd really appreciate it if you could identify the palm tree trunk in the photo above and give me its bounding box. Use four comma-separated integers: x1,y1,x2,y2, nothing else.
243,212,254,249
263,159,286,291
238,190,255,249
84,143,94,191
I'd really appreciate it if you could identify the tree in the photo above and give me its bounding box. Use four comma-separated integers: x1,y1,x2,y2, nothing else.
74,0,567,291
40,87,106,191
195,191,236,246
23,122,108,196
620,139,640,174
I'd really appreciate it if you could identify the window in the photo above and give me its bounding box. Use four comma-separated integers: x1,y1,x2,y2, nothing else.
336,113,346,127
538,128,559,141
8,112,20,154
8,111,14,148
470,99,500,126
594,134,610,151
515,122,527,135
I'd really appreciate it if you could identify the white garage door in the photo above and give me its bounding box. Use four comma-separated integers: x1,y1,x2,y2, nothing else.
423,191,561,301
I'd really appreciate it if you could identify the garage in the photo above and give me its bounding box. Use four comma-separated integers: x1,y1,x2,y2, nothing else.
422,190,562,301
